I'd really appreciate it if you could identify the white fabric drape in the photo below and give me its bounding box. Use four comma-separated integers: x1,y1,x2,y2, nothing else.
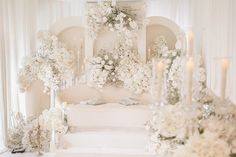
147,0,194,29
201,0,236,102
0,0,85,149
147,0,236,102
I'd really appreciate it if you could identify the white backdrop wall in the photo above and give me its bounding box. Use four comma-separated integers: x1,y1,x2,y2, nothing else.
0,0,236,149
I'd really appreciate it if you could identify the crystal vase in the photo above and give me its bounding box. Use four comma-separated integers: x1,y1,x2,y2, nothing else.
50,89,56,109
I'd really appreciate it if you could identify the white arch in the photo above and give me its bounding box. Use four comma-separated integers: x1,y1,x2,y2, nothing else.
146,16,184,40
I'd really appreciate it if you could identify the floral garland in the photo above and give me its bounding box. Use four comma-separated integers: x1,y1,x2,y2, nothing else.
18,31,75,93
87,1,138,49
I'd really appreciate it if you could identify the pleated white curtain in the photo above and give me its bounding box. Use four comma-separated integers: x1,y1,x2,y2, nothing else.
146,0,194,29
147,0,236,102
0,0,85,150
202,0,236,102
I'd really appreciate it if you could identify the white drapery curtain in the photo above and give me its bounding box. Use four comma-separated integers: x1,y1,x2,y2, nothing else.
147,0,236,102
201,0,236,102
0,0,85,149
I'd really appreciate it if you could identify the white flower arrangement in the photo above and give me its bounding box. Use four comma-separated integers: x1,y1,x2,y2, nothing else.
87,1,138,38
193,55,213,104
8,108,67,152
119,62,152,94
150,36,183,105
8,113,25,149
18,31,75,93
146,99,236,157
146,103,197,156
151,36,169,58
85,47,151,94
87,49,120,88
173,131,231,157
87,1,138,50
164,55,183,105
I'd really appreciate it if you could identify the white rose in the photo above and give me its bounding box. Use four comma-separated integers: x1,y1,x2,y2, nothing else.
101,60,105,65
129,21,137,29
104,65,113,70
162,52,168,57
162,46,168,52
104,55,109,60
108,60,113,65
102,17,108,22
172,51,177,56
114,54,119,60
96,57,102,63
166,59,172,64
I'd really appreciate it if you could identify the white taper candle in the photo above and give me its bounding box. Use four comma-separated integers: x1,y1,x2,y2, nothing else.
186,58,194,105
151,58,156,97
157,61,164,100
220,59,229,99
111,0,116,6
148,48,151,60
187,31,194,57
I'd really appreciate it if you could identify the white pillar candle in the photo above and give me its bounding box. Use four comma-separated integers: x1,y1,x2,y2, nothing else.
220,59,229,99
151,58,156,96
157,61,164,100
187,31,194,57
186,58,194,105
111,0,116,6
148,48,151,60
78,51,82,77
